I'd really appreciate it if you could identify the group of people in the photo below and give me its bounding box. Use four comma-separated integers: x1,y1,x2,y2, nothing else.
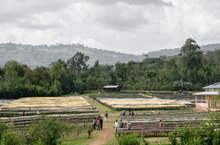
22,110,40,116
93,111,108,130
93,117,103,130
122,108,134,116
114,120,163,133
114,119,131,133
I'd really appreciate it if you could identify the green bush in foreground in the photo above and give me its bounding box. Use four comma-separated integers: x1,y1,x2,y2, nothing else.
116,133,141,145
1,130,23,145
0,117,68,145
167,110,220,145
113,133,149,145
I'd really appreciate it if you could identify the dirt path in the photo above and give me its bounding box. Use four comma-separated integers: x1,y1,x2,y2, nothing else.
85,96,120,145
88,113,117,145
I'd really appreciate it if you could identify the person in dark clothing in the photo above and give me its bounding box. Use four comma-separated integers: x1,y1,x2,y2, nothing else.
119,119,123,131
97,119,100,130
99,117,103,129
128,107,131,115
93,118,96,130
104,111,108,122
122,110,125,116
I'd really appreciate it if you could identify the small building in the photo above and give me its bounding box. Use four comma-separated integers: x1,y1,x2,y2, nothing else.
193,82,220,110
103,85,121,92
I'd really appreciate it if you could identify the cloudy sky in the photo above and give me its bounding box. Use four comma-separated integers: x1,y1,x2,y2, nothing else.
0,0,220,54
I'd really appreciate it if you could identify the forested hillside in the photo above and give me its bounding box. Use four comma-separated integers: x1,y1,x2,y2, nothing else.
0,43,145,68
147,43,220,58
1,38,220,99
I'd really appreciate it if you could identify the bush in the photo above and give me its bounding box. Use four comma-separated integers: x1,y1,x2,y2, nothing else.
115,133,141,145
1,131,23,145
0,120,7,141
167,132,178,145
26,117,68,145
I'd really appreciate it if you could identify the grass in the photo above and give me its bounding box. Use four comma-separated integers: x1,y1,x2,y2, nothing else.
85,96,119,114
61,134,97,145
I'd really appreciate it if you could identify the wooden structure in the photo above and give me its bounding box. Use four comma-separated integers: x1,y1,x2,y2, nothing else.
103,85,121,92
193,82,220,110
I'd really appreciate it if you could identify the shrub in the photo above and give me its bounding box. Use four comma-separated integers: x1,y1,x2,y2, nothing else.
1,131,23,145
167,132,178,145
115,133,141,145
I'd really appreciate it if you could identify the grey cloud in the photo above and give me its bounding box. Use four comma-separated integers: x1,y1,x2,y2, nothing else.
17,22,64,30
77,0,172,6
0,0,72,25
98,10,148,31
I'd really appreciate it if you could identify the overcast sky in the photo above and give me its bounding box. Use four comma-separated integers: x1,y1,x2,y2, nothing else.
0,0,220,55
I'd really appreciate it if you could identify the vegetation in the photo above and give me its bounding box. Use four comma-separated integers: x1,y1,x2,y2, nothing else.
111,133,149,145
0,117,68,145
166,110,220,145
1,38,220,98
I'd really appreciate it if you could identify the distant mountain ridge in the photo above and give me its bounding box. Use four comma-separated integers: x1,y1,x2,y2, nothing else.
1,43,220,69
0,43,145,68
147,43,220,58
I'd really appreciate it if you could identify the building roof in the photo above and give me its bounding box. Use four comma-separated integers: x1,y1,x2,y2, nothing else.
103,85,120,89
203,82,220,89
193,91,219,96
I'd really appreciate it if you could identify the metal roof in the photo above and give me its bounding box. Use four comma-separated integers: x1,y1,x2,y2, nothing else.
193,91,219,96
103,85,120,89
203,82,220,89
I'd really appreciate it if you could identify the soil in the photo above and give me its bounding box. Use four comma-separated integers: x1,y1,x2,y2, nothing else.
88,113,118,145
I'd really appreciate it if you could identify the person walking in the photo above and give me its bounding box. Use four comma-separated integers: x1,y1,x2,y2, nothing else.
122,110,125,116
159,120,163,127
93,118,96,130
97,119,100,130
104,111,108,122
119,119,123,131
99,117,103,129
115,120,119,133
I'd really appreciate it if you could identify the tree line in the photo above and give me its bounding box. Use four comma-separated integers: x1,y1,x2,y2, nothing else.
0,38,220,99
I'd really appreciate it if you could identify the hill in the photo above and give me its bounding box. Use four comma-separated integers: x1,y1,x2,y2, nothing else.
0,43,145,68
147,43,220,58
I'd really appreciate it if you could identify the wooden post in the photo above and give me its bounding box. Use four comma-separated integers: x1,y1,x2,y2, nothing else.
208,96,210,108
201,96,203,102
195,96,198,104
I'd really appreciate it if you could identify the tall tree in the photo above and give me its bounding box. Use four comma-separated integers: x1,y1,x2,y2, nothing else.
180,38,204,84
67,52,89,78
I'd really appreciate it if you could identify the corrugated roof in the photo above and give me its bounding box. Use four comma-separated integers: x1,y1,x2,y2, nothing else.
203,82,220,89
103,85,119,89
193,91,219,96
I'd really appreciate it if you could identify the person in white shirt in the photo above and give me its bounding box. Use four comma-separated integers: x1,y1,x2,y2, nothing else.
127,120,131,130
37,110,40,115
115,120,119,134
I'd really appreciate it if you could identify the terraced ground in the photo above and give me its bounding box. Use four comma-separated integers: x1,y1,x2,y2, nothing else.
91,94,193,109
0,96,99,125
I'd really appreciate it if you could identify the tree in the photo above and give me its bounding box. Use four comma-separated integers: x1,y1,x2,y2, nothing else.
26,117,68,145
67,52,89,77
74,80,86,94
172,80,192,91
49,61,68,95
180,38,204,85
